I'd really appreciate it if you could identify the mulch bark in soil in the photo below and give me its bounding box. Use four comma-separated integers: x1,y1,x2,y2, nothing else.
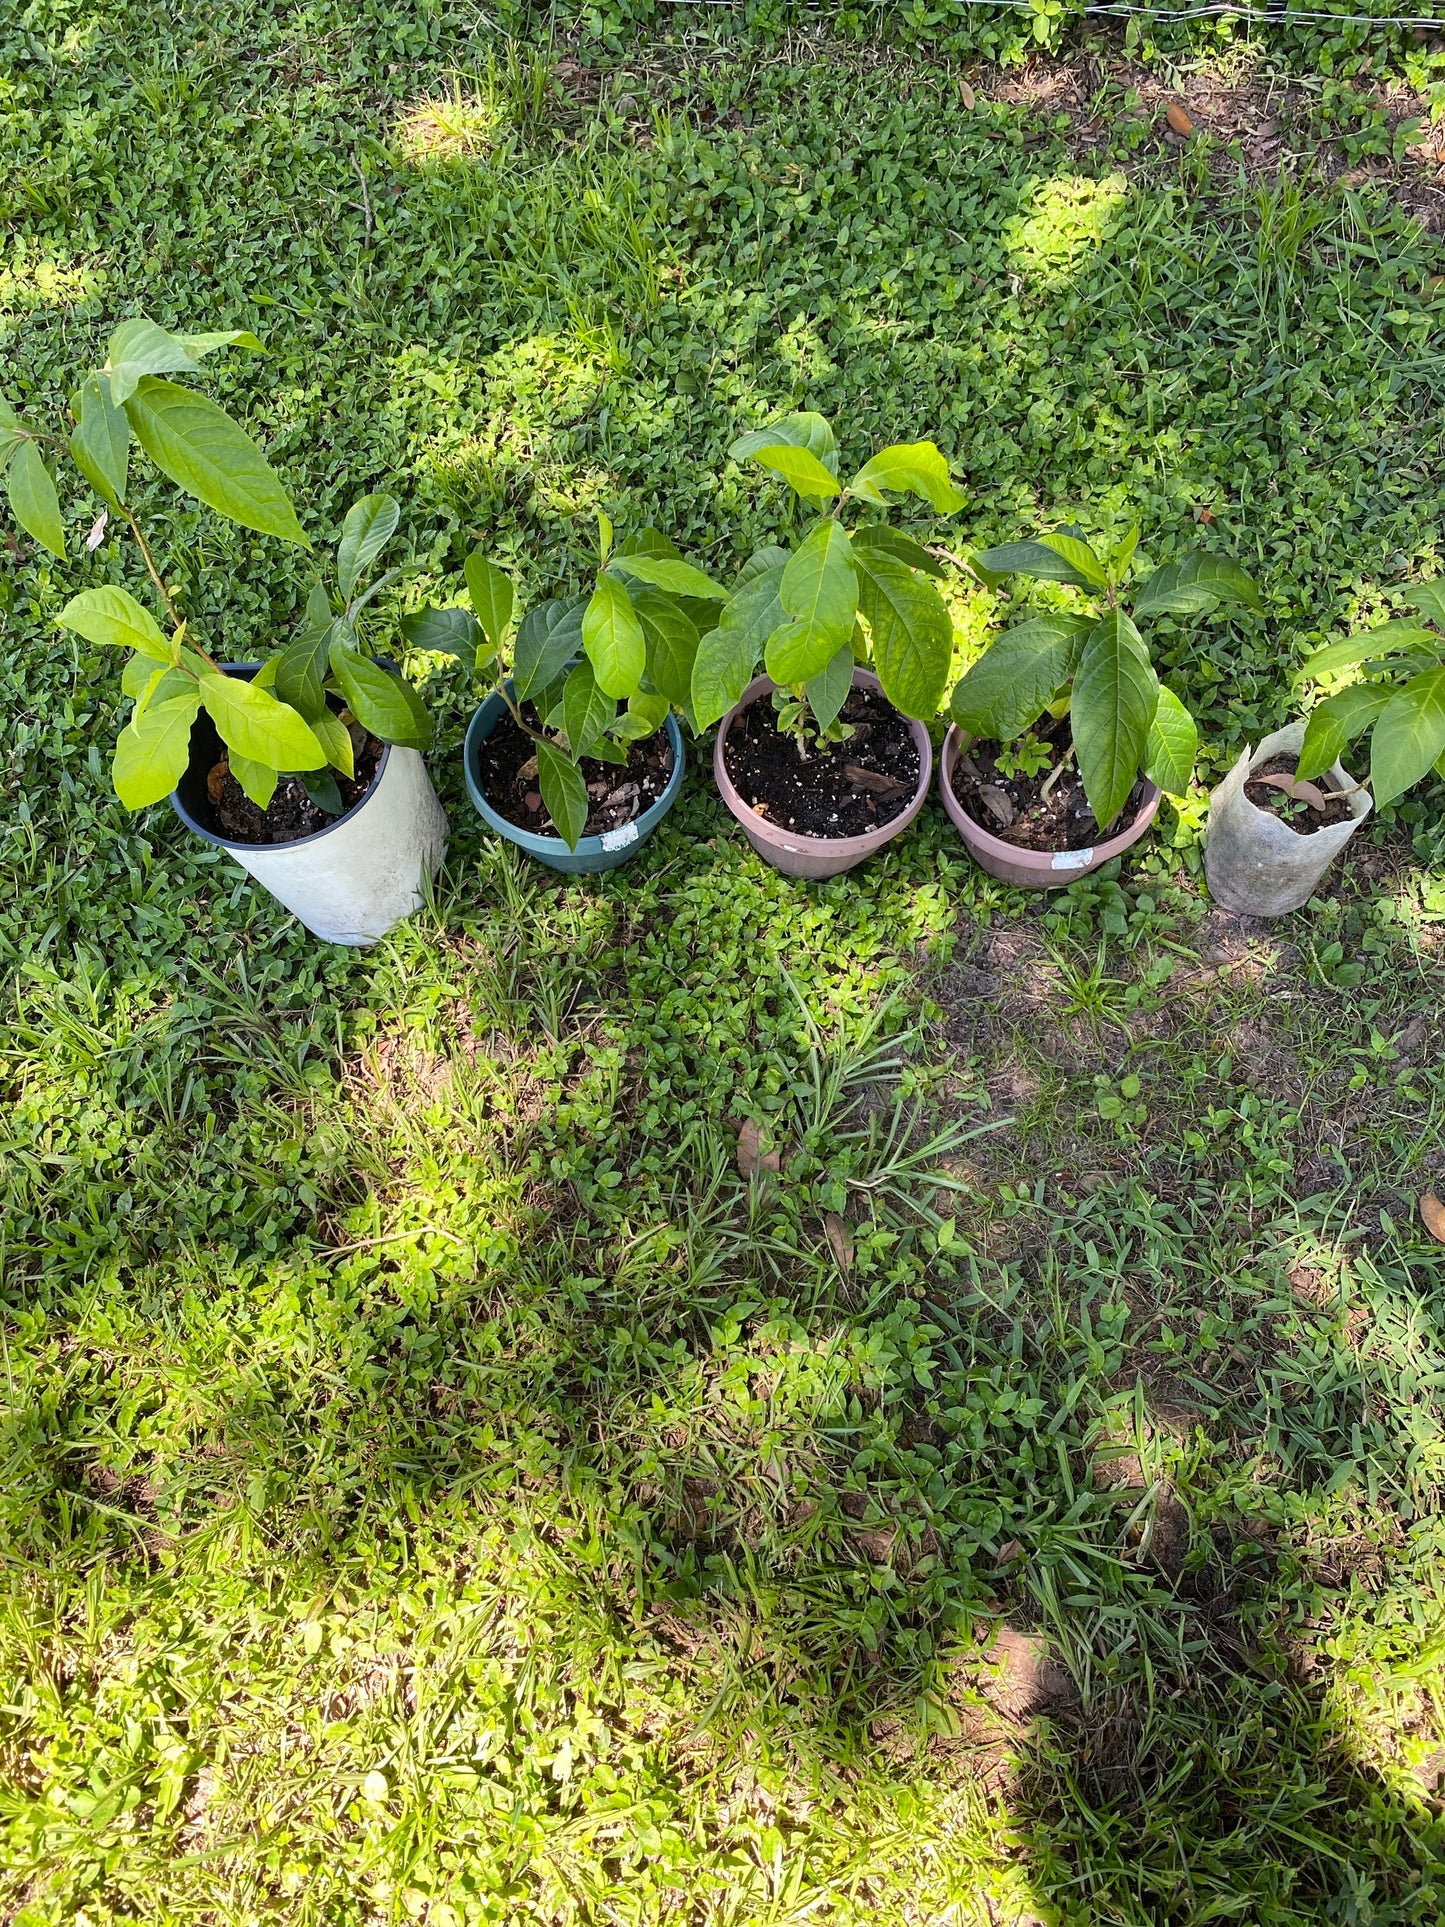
1243,755,1355,835
208,722,382,845
474,705,673,839
949,717,1148,851
722,684,920,838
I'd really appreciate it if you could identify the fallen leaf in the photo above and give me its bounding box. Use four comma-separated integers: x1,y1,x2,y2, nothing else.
845,763,908,796
978,784,1016,828
206,759,228,807
1166,101,1194,137
1257,772,1330,810
737,1119,781,1180
958,78,976,110
823,1212,854,1272
1422,1193,1445,1244
995,1539,1023,1568
85,510,109,551
1196,505,1215,524
517,754,539,781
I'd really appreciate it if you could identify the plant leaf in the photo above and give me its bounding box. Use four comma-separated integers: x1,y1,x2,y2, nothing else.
971,538,1100,591
309,704,355,778
767,522,857,685
401,604,486,664
6,439,65,556
124,377,308,546
337,493,400,602
849,440,965,513
609,551,731,601
1142,685,1197,796
59,585,172,660
582,574,646,699
69,374,130,506
737,544,792,585
1296,684,1393,781
1406,581,1445,628
536,740,589,850
1370,667,1445,807
274,630,331,719
562,658,615,758
616,526,680,560
852,544,953,719
949,615,1092,739
746,443,841,502
1297,623,1438,684
328,644,431,749
103,317,263,406
461,551,515,653
111,690,201,808
231,753,280,811
514,596,586,701
1071,612,1159,830
806,643,855,732
729,412,836,466
1134,551,1262,618
850,523,946,577
625,690,669,736
634,588,699,711
200,672,327,770
692,566,785,727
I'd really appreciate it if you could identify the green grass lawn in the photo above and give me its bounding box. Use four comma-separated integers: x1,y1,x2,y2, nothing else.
3,6,1445,1922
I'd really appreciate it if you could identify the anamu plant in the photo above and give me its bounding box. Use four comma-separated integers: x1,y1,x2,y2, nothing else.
949,526,1263,829
1294,581,1445,806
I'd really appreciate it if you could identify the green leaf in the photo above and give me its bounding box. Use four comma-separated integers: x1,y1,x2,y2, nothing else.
300,767,344,814
0,426,22,474
1370,667,1445,807
609,551,731,601
806,644,855,732
401,604,487,663
692,566,784,728
948,615,1092,739
69,374,130,506
1298,623,1438,683
1071,612,1159,831
6,439,64,556
634,589,699,711
130,664,192,718
1142,685,1197,797
1134,551,1262,618
852,545,954,720
231,753,280,811
1039,532,1107,589
746,443,841,502
200,672,326,770
103,317,263,406
729,412,836,467
536,740,589,850
274,627,331,719
328,645,431,750
597,509,613,565
850,523,946,578
616,527,679,560
59,585,171,660
624,690,669,736
337,492,400,602
514,596,586,701
737,544,791,585
582,574,645,699
309,705,355,778
112,690,202,808
463,552,515,651
768,522,857,686
1296,684,1393,782
1405,581,1445,628
849,440,965,513
971,538,1100,591
562,659,615,758
124,377,308,546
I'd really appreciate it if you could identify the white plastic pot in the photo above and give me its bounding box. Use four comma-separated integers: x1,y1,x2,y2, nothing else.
1204,720,1370,917
170,667,448,946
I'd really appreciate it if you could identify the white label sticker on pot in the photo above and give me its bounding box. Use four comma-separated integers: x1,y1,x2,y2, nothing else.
600,820,640,853
1051,847,1095,871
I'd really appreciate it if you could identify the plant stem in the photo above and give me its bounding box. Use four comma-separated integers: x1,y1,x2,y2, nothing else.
497,677,551,748
1040,747,1075,804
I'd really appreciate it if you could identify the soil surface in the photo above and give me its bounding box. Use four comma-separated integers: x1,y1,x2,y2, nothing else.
1243,755,1355,835
949,717,1148,851
209,724,382,845
474,706,673,839
722,685,920,839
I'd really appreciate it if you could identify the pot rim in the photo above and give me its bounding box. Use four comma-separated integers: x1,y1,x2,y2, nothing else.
713,669,933,856
463,684,686,855
939,724,1161,869
169,660,394,853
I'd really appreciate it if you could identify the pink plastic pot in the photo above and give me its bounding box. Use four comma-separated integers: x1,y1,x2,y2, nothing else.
938,726,1161,887
714,670,933,880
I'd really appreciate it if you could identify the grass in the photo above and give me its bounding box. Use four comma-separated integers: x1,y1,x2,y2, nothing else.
3,7,1445,1923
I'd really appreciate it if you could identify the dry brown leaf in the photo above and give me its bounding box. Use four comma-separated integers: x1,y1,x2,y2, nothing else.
1421,1192,1445,1244
1166,102,1194,137
824,1212,854,1273
995,1539,1023,1568
1257,772,1330,811
845,764,908,796
978,784,1015,828
958,78,976,110
517,754,539,782
737,1119,781,1181
206,759,228,807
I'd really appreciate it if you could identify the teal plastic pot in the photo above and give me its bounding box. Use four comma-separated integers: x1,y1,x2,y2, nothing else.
463,687,685,874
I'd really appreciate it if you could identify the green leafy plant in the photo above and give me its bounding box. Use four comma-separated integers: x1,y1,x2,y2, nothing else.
689,412,965,750
3,317,429,814
1294,582,1445,807
406,517,705,849
949,527,1262,830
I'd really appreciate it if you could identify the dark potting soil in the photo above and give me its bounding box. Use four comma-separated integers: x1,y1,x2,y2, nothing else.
473,707,674,839
208,724,383,845
949,715,1148,851
1243,755,1355,835
722,685,920,838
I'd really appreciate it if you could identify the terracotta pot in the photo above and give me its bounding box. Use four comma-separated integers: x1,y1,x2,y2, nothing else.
938,726,1161,887
713,670,932,880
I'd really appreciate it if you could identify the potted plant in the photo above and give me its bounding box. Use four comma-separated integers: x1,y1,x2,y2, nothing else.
1204,581,1445,915
691,412,964,880
406,518,689,873
943,527,1261,885
3,317,446,944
